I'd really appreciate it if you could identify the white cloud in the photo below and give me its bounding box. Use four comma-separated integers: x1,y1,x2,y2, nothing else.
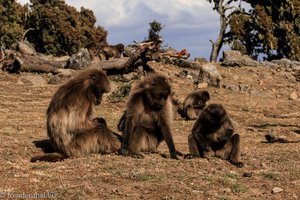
16,0,220,60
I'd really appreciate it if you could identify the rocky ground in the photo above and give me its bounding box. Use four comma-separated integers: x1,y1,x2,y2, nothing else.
0,61,299,200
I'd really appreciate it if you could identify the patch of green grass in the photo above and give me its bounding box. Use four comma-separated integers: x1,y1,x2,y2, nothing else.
133,174,155,181
242,107,250,112
231,183,248,193
201,175,215,182
218,178,231,187
225,173,239,180
260,172,280,181
218,197,229,200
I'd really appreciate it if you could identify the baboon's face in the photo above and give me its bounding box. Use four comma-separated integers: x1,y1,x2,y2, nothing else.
116,44,125,51
192,91,210,109
90,71,111,105
192,97,207,109
147,76,171,111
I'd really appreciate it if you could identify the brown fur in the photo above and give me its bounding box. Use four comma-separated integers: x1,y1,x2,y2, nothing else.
185,103,244,167
31,68,121,162
265,133,300,143
179,90,210,120
99,43,125,60
118,73,179,159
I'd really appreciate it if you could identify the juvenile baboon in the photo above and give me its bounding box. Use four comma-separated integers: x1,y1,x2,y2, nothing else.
93,117,123,142
31,68,121,162
185,103,244,167
99,43,125,60
118,74,179,159
178,90,210,120
265,133,300,143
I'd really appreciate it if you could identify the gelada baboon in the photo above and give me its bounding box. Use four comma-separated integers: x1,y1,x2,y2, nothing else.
99,43,125,60
178,90,210,120
265,133,300,143
185,103,244,167
118,73,179,159
31,68,121,162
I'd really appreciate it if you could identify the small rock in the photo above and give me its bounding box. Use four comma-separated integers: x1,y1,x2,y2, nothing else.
194,57,208,64
177,70,188,78
198,63,222,87
18,74,47,86
239,84,251,92
48,76,62,85
291,61,300,69
111,188,121,195
289,91,298,100
186,74,193,79
122,72,137,81
223,50,242,60
272,187,283,194
56,68,76,77
262,61,280,68
242,172,252,178
224,84,240,92
18,41,37,55
223,188,232,193
197,82,208,89
66,48,91,70
272,58,291,68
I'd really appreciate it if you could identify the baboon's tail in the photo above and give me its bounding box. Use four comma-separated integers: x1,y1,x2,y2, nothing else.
30,153,66,162
117,111,127,132
113,132,123,143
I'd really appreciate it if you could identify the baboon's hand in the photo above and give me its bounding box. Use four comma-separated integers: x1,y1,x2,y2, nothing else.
184,154,197,159
176,150,184,157
219,129,233,142
200,143,212,152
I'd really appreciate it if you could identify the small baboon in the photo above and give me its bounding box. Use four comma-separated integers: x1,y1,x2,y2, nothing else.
265,133,300,143
31,68,121,162
118,74,179,159
185,103,244,167
178,90,210,120
99,43,125,60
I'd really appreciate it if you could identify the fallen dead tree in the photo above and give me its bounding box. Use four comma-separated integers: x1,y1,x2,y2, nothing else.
0,40,159,75
1,53,67,74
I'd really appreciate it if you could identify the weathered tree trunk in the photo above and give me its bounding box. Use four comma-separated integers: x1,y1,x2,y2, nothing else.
88,47,153,75
1,46,152,75
1,54,66,74
209,0,227,63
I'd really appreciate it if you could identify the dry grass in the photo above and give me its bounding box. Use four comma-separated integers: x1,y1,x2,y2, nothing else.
0,62,299,199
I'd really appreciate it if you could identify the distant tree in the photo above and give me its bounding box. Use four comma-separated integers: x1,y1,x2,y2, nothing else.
228,0,300,61
207,0,239,63
0,0,27,49
26,0,107,55
148,20,164,41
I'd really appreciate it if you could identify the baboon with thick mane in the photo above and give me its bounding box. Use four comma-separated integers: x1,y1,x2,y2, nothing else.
185,103,244,167
31,68,121,162
118,73,179,159
178,90,210,120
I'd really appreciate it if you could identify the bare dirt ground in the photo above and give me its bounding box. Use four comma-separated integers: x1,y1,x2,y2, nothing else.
0,62,299,200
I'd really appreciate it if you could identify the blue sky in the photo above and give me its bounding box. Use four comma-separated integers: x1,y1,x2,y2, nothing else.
17,0,223,60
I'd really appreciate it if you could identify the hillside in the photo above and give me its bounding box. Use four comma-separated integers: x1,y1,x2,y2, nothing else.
0,62,299,199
